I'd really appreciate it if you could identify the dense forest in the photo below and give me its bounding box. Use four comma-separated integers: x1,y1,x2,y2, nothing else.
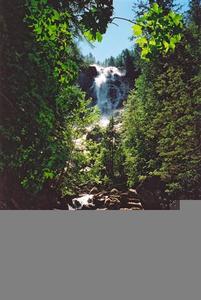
0,0,201,210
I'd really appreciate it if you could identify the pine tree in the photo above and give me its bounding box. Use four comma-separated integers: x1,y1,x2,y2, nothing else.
122,0,201,201
188,0,201,28
149,0,174,12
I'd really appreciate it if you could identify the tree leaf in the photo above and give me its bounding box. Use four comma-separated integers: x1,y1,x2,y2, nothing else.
83,30,94,41
136,37,147,47
163,40,170,52
149,38,156,46
96,31,103,42
141,47,150,60
152,3,161,14
132,24,142,36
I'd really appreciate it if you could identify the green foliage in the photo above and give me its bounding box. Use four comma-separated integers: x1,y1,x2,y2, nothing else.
66,118,126,190
122,74,160,186
81,0,113,41
0,0,113,203
122,0,201,198
188,0,201,27
26,1,77,85
84,30,103,42
154,69,201,195
122,67,201,196
0,0,89,194
133,3,183,60
1,0,201,207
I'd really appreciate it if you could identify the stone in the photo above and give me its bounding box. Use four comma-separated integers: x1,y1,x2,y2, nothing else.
110,188,119,195
104,197,121,209
130,207,142,210
95,191,107,198
127,198,141,203
81,204,96,210
93,197,105,208
126,202,143,209
89,187,99,194
110,194,121,200
120,192,129,202
128,188,138,196
78,66,98,103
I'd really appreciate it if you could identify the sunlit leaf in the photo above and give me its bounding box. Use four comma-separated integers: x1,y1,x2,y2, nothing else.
136,37,147,47
132,24,142,36
96,31,103,42
83,30,95,41
149,38,156,46
152,3,161,14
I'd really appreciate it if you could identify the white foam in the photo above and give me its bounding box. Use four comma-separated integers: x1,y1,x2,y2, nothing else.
91,65,129,116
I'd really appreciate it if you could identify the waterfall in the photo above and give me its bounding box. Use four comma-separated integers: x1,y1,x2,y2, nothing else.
91,64,129,116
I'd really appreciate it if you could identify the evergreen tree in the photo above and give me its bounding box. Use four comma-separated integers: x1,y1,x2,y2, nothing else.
122,0,201,200
85,53,96,65
149,0,174,12
188,0,201,27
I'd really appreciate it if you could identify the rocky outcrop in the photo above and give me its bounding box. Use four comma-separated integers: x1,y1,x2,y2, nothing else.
78,65,98,104
66,187,143,211
63,176,180,211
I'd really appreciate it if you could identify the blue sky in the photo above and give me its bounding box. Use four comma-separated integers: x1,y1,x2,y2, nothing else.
79,0,189,62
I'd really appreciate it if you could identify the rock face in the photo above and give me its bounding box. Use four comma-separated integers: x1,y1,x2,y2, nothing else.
78,65,98,105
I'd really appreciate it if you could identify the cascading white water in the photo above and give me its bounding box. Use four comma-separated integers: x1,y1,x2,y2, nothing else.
72,65,130,209
91,64,129,116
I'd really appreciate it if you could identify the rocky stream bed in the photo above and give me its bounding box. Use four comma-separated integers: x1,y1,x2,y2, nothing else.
67,187,143,211
56,176,179,211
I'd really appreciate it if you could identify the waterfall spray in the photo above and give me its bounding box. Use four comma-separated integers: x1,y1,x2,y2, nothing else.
91,65,129,116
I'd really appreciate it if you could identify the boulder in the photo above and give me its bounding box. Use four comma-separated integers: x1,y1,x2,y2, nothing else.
104,196,121,209
128,188,138,196
93,196,105,208
126,202,143,209
110,188,119,195
81,203,96,210
120,207,142,211
90,187,99,194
